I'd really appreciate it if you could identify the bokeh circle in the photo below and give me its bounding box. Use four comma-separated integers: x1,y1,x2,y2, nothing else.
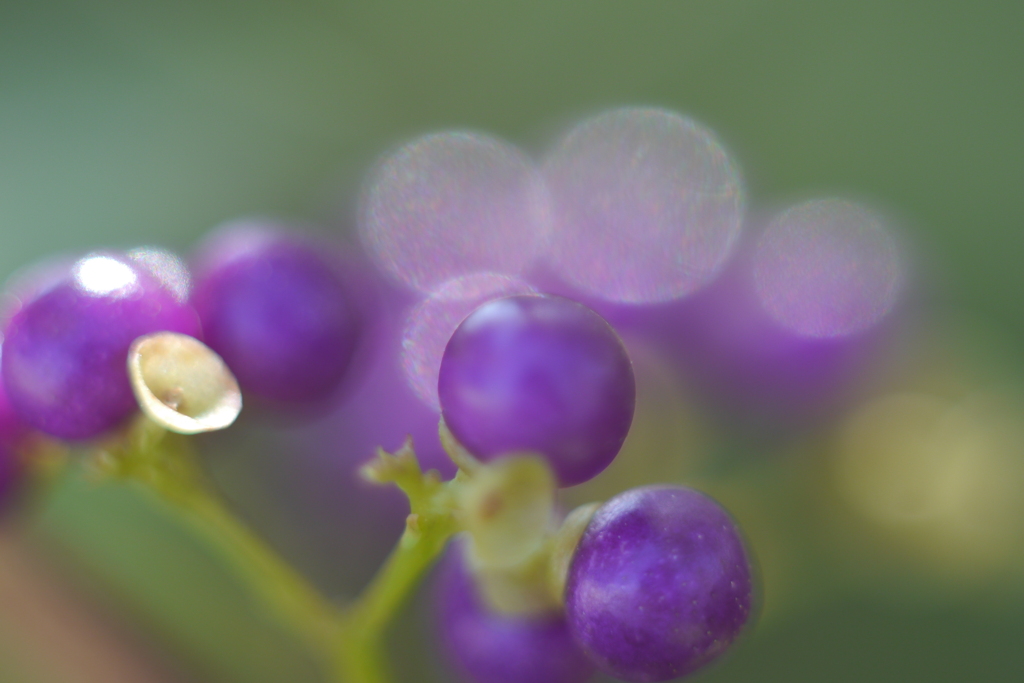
360,131,549,293
543,107,744,303
754,198,901,338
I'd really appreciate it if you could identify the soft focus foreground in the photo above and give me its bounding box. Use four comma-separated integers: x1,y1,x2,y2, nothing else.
2,3,1024,683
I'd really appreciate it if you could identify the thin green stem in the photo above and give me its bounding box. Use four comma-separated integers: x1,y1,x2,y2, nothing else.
105,418,341,660
335,513,456,683
330,439,462,682
348,518,453,637
170,483,342,652
104,421,463,683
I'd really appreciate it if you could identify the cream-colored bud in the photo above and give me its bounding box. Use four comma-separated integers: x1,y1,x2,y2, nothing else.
128,332,242,434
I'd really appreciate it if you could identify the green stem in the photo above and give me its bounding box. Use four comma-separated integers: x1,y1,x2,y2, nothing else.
109,419,341,660
108,421,460,683
333,441,461,683
335,514,456,683
170,484,342,652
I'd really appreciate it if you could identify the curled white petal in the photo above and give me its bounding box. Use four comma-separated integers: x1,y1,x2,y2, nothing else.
128,332,242,434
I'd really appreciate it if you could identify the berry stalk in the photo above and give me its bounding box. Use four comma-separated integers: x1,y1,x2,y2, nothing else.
99,417,342,664
92,381,604,683
336,439,461,683
171,480,343,653
100,415,468,683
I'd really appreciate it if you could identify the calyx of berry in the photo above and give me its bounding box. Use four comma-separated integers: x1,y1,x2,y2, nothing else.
437,419,609,616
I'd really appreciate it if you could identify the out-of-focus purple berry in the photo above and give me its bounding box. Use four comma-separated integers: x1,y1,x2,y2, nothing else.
191,223,360,408
435,542,595,683
438,295,635,487
565,485,754,682
2,253,200,441
753,198,902,339
570,228,888,428
359,131,549,295
653,261,868,423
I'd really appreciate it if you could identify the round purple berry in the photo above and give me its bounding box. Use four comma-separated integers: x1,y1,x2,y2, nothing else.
438,295,635,487
565,486,754,682
2,253,201,441
436,542,595,683
191,224,360,408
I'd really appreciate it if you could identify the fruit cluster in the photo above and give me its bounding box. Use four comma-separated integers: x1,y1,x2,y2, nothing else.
0,235,755,682
0,104,906,683
432,294,753,683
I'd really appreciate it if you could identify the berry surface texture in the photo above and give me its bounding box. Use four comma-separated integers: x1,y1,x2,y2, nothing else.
438,294,636,487
565,486,754,682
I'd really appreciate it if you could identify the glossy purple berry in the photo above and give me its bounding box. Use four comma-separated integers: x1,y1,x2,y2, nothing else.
1,253,201,440
438,295,635,487
436,542,595,683
565,486,754,682
191,224,360,408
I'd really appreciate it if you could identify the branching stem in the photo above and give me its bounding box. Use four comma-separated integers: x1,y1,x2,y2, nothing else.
103,419,462,683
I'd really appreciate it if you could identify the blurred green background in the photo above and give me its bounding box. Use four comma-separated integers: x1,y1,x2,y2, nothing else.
2,1,1023,682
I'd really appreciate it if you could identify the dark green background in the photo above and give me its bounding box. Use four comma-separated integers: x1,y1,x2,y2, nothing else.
2,2,1023,682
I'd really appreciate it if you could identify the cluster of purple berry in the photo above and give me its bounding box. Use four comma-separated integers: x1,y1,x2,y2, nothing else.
0,240,755,683
433,295,753,683
0,106,782,683
0,224,360,442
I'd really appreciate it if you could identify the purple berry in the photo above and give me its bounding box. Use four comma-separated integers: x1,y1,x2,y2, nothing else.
1,253,201,441
438,295,635,487
565,486,754,682
436,542,595,683
191,223,360,408
617,254,873,426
